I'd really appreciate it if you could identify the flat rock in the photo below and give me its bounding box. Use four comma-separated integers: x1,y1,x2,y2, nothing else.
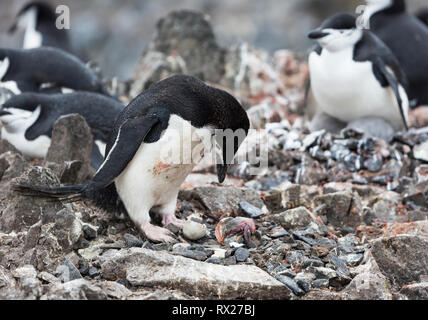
370,235,428,289
179,186,267,219
99,248,292,299
0,166,63,233
270,206,318,230
400,282,428,300
41,279,108,300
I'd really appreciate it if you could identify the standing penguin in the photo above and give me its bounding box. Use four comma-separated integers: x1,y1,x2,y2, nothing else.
0,47,107,95
0,92,123,168
361,0,428,107
308,13,409,132
13,75,250,243
8,1,75,55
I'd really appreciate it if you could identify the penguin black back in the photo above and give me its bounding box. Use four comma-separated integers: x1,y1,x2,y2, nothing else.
367,0,428,106
0,47,106,94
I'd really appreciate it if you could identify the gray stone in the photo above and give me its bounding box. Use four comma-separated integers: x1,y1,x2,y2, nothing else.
0,166,63,233
271,206,318,230
124,234,144,248
99,248,292,299
414,141,428,162
45,114,93,183
239,201,265,218
313,191,362,228
370,235,428,289
41,279,108,300
235,248,250,262
57,258,83,282
179,186,266,218
400,282,428,300
276,275,305,296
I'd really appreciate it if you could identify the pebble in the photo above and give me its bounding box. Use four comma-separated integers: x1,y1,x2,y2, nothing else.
270,226,290,239
312,279,329,289
364,153,383,172
212,248,227,260
343,253,364,267
124,233,144,248
292,231,317,246
88,267,100,278
413,141,428,162
235,247,251,262
343,154,362,172
276,275,305,296
308,267,337,280
239,201,265,218
82,224,97,240
183,220,207,240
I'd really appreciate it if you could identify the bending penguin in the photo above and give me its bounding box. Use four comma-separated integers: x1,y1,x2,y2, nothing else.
0,47,107,95
361,0,428,107
13,75,250,243
0,92,124,168
307,13,409,133
8,1,75,55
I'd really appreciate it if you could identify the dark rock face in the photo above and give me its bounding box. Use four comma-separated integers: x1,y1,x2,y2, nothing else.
153,10,226,83
370,235,428,290
0,167,63,233
45,114,94,184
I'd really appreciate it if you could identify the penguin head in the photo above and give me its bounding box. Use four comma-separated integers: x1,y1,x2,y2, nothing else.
8,1,56,34
308,13,361,52
0,93,46,132
211,90,250,183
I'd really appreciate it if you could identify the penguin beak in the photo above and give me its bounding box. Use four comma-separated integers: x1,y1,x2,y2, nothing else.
308,29,329,39
216,164,228,184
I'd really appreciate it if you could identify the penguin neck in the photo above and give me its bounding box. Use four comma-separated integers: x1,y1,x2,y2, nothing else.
22,8,43,49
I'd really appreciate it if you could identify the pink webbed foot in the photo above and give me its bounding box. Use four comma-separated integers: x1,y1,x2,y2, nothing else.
162,213,185,229
140,221,176,243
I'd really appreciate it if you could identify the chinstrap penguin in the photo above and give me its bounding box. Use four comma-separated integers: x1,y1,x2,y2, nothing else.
361,0,428,107
307,13,409,132
0,91,123,168
13,75,250,243
8,1,75,55
0,47,107,95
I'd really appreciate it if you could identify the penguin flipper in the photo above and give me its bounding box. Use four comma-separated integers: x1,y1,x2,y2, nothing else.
372,58,409,131
91,115,160,188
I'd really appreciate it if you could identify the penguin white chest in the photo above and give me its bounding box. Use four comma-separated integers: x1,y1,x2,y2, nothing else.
309,49,405,129
114,115,213,217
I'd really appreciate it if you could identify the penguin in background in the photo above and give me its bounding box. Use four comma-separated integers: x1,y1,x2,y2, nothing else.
0,47,107,95
361,0,428,107
8,1,76,55
307,13,409,134
416,8,428,26
0,91,124,168
13,75,250,243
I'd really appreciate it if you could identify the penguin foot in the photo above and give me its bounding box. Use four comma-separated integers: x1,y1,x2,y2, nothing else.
162,214,185,229
140,222,176,243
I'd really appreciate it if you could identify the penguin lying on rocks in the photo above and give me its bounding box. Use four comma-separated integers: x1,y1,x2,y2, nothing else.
13,75,250,243
0,47,107,95
0,92,124,168
308,13,409,135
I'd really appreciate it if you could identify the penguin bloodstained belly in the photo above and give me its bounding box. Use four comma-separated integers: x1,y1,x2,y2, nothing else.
8,1,75,55
13,75,250,243
0,47,107,95
362,0,428,107
0,92,124,168
308,13,409,131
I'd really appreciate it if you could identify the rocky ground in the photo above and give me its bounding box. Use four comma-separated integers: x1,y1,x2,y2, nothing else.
0,11,427,300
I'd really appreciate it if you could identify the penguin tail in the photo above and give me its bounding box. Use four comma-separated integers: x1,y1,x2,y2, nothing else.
12,183,88,203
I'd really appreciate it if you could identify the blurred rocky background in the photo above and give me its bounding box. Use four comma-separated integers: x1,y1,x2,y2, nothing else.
1,0,425,79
